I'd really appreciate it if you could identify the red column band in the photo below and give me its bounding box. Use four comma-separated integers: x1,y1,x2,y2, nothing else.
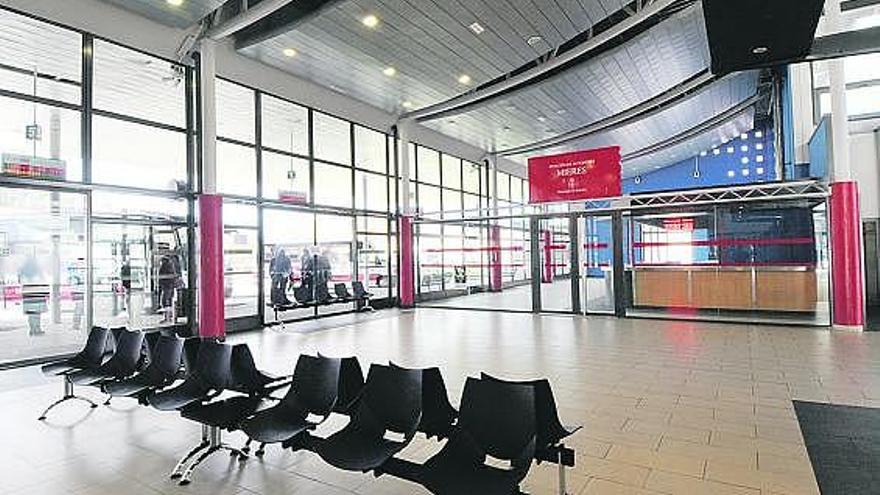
830,181,864,327
399,216,415,308
489,225,503,292
198,195,225,338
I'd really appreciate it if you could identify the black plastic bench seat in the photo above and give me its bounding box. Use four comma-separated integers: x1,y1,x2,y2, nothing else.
181,395,271,429
68,330,145,386
104,334,184,399
41,327,111,376
314,364,422,472
419,377,536,495
241,354,342,446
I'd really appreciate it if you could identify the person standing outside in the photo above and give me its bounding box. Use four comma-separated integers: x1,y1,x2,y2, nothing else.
270,247,292,305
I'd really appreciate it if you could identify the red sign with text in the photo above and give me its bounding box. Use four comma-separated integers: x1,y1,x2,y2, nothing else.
528,146,621,203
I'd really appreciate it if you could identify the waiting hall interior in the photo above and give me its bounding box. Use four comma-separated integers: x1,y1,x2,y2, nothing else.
1,0,879,493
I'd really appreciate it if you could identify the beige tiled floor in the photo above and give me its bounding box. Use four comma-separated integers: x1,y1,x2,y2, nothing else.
3,308,880,494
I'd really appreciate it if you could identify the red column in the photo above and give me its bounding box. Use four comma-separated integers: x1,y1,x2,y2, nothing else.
198,194,225,338
542,229,553,283
830,181,864,327
489,224,503,292
399,215,415,308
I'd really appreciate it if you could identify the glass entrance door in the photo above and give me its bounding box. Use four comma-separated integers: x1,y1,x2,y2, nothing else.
0,187,87,365
582,215,615,314
539,217,573,312
92,222,188,330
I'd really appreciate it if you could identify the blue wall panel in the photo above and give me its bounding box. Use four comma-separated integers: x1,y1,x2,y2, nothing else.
623,126,777,194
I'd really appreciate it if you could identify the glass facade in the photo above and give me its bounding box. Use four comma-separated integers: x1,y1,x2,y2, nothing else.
0,7,498,366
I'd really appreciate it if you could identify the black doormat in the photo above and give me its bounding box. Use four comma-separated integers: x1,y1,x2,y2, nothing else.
793,400,880,494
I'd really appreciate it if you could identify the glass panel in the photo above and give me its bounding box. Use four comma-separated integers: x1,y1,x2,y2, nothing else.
264,208,314,322
314,162,352,208
316,214,355,315
463,161,481,194
224,224,258,318
261,94,308,155
313,112,351,165
463,193,480,216
442,154,461,190
357,215,388,234
0,9,81,104
92,222,188,330
358,234,389,297
93,40,185,127
442,188,462,218
217,141,257,197
418,184,441,215
417,146,440,185
583,215,615,313
0,188,86,364
354,126,386,173
0,96,82,182
223,201,258,227
625,201,830,325
262,151,309,203
355,171,388,212
540,218,572,311
497,172,510,201
216,79,255,143
91,191,188,221
92,116,186,190
442,225,464,292
418,230,443,294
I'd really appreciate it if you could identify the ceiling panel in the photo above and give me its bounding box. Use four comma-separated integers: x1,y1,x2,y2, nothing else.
101,0,225,28
421,4,712,151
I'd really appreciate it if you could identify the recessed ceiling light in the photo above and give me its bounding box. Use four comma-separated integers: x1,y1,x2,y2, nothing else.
556,109,566,115
752,46,769,54
401,101,413,109
527,35,544,46
383,66,396,76
282,48,297,57
469,22,485,34
502,126,511,132
537,116,546,122
362,14,379,28
458,74,472,85
448,120,457,125
167,0,183,5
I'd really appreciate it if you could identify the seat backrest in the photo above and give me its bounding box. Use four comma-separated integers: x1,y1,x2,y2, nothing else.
194,340,233,390
110,330,146,374
391,363,457,437
104,326,127,357
146,335,184,380
459,376,536,465
352,281,368,297
480,373,569,447
284,354,341,416
333,283,349,298
181,337,200,376
356,364,422,436
231,344,270,394
80,327,111,367
331,355,365,414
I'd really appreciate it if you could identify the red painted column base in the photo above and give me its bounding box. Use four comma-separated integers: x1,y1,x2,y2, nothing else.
198,195,225,339
542,229,553,284
830,181,864,328
489,225,502,292
399,216,415,308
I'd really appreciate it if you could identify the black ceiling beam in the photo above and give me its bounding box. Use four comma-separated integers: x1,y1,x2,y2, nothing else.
233,0,346,50
807,24,880,62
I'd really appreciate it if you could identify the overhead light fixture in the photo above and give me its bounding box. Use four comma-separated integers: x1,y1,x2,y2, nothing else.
756,167,765,175
537,116,546,122
742,168,750,176
556,109,567,115
727,146,734,154
741,145,749,152
740,133,748,140
713,149,720,156
282,48,297,57
756,155,764,163
458,74,472,85
167,0,183,5
741,157,750,164
755,130,764,138
527,35,544,46
383,66,397,76
700,151,707,157
756,143,764,150
752,46,769,54
469,22,485,34
502,126,511,132
402,101,413,109
362,14,379,28
727,170,735,178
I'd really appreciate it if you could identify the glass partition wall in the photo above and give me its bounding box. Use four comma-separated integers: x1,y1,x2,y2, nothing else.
417,196,831,326
0,6,492,366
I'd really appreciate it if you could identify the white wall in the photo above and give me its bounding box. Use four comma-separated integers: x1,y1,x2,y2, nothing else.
0,0,526,177
850,129,880,218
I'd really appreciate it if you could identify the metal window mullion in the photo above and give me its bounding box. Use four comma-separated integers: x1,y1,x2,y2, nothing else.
255,90,265,324
82,34,93,184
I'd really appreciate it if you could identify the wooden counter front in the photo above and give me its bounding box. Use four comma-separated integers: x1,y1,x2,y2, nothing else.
632,267,818,312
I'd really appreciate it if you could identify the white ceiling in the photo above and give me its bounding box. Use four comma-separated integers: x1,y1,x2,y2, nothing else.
95,0,763,174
